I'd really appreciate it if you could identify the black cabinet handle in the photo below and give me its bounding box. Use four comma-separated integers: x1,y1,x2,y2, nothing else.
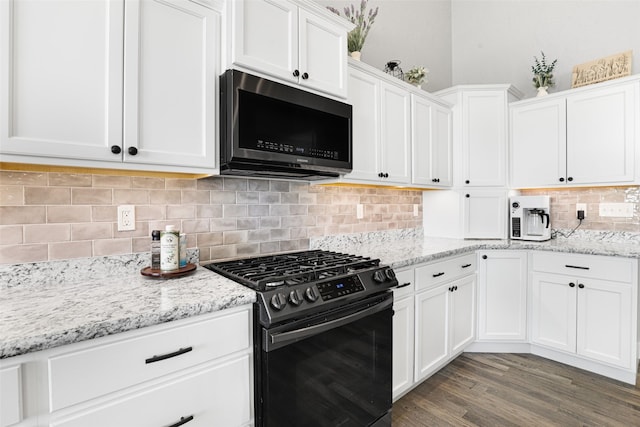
578,283,585,289
302,72,309,80
569,282,575,287
462,263,472,268
465,180,470,184
166,415,194,427
293,69,300,77
128,146,138,156
465,194,470,198
432,272,445,278
383,173,389,178
565,264,589,270
111,145,122,154
559,177,565,182
482,255,487,260
145,346,193,364
397,282,411,289
448,287,453,292
568,176,574,182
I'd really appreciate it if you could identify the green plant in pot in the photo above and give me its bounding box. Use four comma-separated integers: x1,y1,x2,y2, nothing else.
531,51,558,96
327,0,379,59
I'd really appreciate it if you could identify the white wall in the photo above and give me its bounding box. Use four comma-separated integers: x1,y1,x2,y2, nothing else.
451,0,640,98
317,0,453,91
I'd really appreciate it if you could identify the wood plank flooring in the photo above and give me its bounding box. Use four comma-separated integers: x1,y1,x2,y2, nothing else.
392,353,640,427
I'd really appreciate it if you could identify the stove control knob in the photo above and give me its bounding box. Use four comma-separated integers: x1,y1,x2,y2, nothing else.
385,268,396,281
305,287,319,303
373,269,387,283
289,289,303,306
270,293,287,311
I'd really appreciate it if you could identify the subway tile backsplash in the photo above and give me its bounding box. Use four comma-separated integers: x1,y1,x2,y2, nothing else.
0,171,422,265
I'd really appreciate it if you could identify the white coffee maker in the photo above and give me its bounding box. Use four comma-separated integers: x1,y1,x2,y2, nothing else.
509,195,551,241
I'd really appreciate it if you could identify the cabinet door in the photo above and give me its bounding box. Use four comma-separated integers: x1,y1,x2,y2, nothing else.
380,82,411,184
431,104,453,187
411,96,452,187
392,294,414,400
461,90,507,186
50,355,253,427
477,251,528,341
0,0,123,162
449,275,476,355
0,365,21,427
414,285,449,382
530,272,577,353
346,68,380,181
510,98,566,188
297,8,347,98
566,82,636,184
123,0,218,169
463,190,507,239
577,279,633,368
230,0,298,84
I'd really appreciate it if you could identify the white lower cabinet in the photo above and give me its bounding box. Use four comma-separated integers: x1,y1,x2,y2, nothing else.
392,269,415,400
0,306,253,427
476,250,528,341
0,365,22,427
529,252,638,383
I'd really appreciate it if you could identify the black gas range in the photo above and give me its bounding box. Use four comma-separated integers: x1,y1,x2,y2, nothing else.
203,249,397,427
204,249,398,326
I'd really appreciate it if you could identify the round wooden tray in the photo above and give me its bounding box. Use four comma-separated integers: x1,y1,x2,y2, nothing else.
140,263,197,279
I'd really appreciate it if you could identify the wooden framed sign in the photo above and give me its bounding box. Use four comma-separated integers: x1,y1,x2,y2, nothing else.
571,50,632,88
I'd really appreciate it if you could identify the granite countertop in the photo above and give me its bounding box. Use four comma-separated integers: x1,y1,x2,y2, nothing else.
0,256,256,359
4,230,640,360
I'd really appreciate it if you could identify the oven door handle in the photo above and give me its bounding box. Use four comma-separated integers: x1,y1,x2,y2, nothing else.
264,296,392,352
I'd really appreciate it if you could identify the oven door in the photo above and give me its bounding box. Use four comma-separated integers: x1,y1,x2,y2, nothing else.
256,292,393,427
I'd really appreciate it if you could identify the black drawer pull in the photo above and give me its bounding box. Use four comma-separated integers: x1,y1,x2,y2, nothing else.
565,264,590,270
432,272,445,278
397,282,412,289
166,415,194,427
461,264,472,268
145,346,193,364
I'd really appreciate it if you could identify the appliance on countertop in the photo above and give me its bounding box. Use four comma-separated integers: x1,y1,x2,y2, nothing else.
203,249,397,427
219,69,353,180
510,195,551,241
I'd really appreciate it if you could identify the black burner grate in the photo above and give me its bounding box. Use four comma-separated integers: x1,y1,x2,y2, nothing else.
204,250,379,290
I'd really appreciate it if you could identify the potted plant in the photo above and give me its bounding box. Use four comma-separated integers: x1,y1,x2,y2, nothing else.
531,51,558,96
327,0,379,60
405,66,429,88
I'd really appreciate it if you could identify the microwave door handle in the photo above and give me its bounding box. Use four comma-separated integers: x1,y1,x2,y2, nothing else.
264,297,392,352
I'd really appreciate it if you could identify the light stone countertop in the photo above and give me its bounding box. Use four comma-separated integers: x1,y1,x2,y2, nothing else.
4,230,640,360
0,255,256,359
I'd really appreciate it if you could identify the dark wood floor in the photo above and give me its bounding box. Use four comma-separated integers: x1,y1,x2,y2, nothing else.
392,353,640,427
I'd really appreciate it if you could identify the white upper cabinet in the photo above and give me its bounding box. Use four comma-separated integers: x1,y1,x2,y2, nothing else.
228,0,349,98
1,0,124,163
411,94,452,187
123,0,219,170
344,64,411,185
1,0,220,174
510,76,639,188
436,85,522,187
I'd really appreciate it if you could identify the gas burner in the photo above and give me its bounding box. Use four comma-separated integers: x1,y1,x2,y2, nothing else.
204,250,380,291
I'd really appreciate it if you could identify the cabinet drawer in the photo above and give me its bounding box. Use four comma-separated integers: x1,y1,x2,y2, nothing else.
0,365,22,427
48,308,250,412
393,268,415,299
531,251,634,282
51,354,252,427
415,253,476,290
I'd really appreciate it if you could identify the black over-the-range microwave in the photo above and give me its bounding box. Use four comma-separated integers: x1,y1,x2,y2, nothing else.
219,69,353,180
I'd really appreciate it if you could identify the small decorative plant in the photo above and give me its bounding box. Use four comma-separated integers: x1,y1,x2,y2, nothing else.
327,0,379,53
531,51,558,88
405,66,429,86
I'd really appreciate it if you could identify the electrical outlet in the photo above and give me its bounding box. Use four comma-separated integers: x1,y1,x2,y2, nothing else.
117,205,136,231
599,202,635,218
576,203,587,219
413,204,419,217
356,204,364,219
